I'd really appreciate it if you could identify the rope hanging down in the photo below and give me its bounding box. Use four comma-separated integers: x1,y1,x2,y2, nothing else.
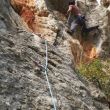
44,40,57,110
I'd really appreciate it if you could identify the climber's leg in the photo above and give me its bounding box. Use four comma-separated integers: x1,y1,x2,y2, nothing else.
70,20,78,33
67,21,78,35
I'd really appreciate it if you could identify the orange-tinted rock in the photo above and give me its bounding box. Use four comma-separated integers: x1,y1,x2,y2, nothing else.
20,6,35,30
11,0,27,14
11,0,36,31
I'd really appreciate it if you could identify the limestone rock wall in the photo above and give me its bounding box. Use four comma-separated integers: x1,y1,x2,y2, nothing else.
0,0,110,110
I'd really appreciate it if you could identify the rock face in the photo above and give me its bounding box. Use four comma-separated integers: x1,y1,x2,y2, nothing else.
0,0,110,110
103,0,110,7
35,0,110,62
11,0,36,31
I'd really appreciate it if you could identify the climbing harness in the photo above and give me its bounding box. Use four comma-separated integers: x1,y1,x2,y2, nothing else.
44,40,57,110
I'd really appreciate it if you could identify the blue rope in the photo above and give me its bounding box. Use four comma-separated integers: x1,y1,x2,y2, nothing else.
44,40,57,110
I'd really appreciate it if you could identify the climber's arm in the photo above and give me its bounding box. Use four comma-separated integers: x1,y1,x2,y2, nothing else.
67,5,72,15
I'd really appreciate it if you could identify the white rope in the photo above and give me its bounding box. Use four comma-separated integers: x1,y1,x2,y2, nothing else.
44,40,57,110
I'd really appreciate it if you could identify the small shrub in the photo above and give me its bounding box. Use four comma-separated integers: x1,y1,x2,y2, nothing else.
78,59,110,99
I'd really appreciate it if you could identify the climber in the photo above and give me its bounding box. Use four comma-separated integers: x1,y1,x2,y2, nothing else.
66,0,99,35
66,0,85,35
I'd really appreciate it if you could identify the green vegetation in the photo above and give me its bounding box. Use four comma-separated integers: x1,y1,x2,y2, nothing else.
78,59,110,99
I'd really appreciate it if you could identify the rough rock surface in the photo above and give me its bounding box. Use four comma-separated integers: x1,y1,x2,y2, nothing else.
35,0,110,62
0,0,110,110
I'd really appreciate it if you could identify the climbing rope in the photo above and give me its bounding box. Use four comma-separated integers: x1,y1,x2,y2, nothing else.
34,0,57,107
44,40,57,110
